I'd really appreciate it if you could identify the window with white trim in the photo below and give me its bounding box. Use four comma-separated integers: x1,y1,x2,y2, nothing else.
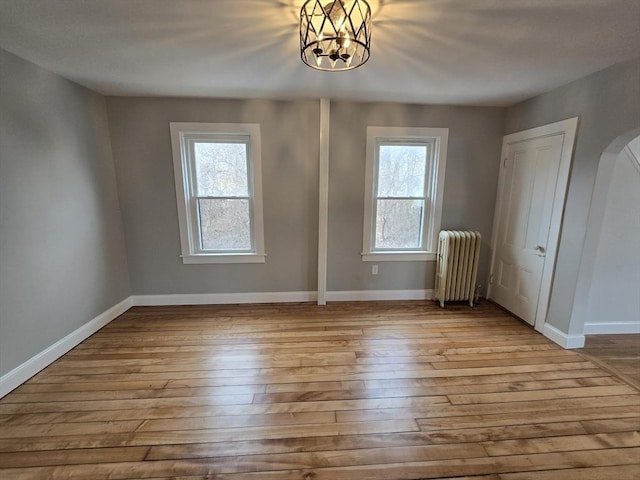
362,126,448,262
170,123,265,264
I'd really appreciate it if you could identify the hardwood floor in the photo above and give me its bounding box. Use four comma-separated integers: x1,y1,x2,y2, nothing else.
1,301,639,479
578,334,640,389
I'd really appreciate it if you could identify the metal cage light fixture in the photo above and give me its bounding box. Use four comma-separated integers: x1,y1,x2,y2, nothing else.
300,0,372,71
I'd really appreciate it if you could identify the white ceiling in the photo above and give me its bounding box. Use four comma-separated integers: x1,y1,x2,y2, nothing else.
0,0,638,106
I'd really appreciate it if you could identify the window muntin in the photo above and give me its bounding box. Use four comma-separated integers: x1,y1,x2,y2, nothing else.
363,127,448,261
170,123,265,264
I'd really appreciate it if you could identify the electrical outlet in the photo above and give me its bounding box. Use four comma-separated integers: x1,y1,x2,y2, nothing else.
371,264,378,275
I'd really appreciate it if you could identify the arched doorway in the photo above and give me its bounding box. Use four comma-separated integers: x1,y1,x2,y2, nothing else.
572,129,640,335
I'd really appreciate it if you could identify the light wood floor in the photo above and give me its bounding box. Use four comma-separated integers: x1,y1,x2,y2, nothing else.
579,334,640,390
1,301,639,479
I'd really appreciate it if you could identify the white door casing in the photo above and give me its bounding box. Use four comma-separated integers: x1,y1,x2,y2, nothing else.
488,118,579,333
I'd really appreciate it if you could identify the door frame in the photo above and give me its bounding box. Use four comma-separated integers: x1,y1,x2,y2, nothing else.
487,117,579,333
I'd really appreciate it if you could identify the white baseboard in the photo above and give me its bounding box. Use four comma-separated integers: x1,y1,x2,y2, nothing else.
132,290,435,306
0,296,133,398
583,322,640,335
326,289,434,302
132,291,318,306
542,322,585,349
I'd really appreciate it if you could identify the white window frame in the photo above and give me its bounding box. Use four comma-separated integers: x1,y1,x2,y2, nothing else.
170,122,265,264
362,126,448,262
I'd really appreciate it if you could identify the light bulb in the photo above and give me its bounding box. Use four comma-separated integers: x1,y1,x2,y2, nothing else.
324,1,347,30
334,30,350,51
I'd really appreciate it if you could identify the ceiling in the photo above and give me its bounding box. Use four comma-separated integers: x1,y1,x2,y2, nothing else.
0,0,638,106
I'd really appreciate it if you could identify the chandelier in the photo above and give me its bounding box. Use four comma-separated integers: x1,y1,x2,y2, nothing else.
300,0,372,71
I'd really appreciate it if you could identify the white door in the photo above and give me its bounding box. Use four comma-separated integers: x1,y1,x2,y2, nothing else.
489,134,564,325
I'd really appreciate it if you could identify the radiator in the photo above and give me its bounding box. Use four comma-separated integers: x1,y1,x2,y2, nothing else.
434,230,481,307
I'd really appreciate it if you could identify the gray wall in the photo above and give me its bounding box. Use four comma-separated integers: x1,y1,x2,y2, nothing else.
0,49,130,377
106,97,320,294
506,57,640,334
107,97,504,296
327,102,505,292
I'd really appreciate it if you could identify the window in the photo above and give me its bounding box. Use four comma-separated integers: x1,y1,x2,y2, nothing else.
362,126,448,261
170,123,265,264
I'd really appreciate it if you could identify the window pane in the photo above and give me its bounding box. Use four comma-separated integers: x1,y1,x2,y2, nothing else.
198,199,251,251
194,142,248,196
377,145,427,197
375,199,425,249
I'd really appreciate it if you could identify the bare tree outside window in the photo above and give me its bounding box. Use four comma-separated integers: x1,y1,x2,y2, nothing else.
374,144,430,249
198,199,250,250
194,142,252,251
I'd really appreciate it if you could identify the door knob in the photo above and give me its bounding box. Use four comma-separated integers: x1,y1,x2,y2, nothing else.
535,245,546,256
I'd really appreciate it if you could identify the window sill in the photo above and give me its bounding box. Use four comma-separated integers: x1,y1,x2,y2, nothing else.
361,252,437,262
181,253,266,264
